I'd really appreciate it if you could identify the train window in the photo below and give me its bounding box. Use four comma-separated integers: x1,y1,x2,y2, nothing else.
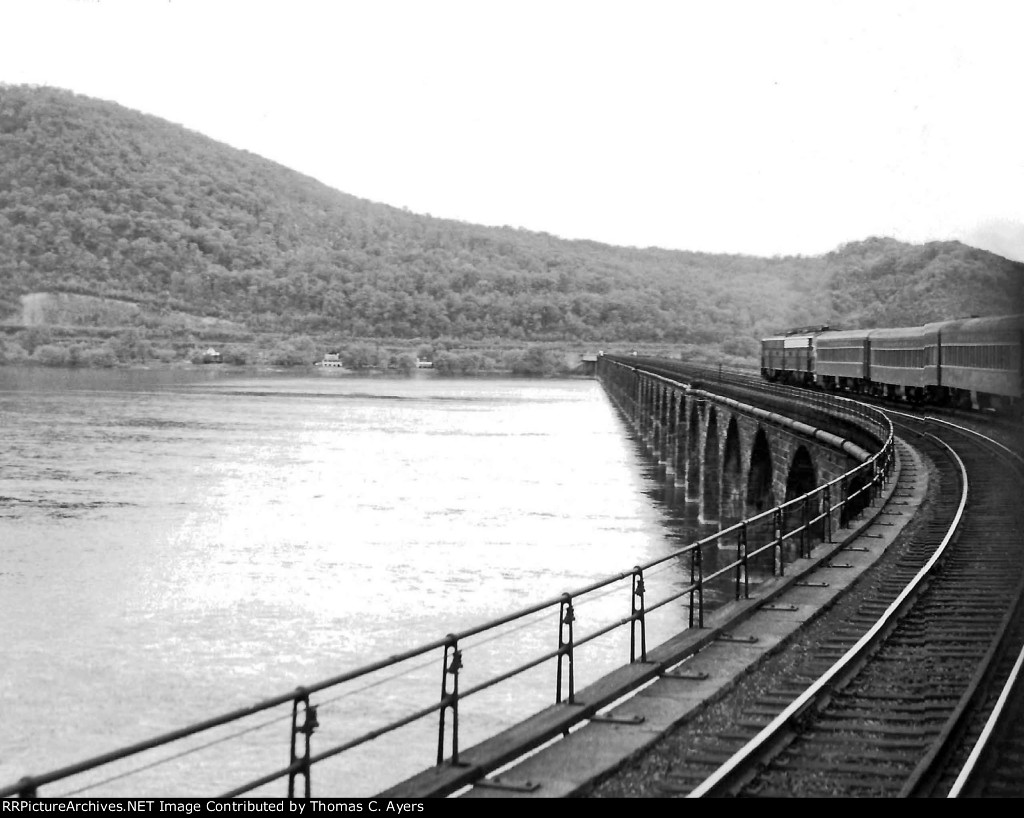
873,347,925,368
943,344,1014,370
818,346,864,363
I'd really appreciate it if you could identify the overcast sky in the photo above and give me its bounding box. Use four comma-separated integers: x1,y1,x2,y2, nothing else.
2,0,1023,261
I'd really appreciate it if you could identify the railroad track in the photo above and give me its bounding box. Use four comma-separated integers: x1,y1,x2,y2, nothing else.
949,637,1024,797
924,420,1024,799
585,414,1024,798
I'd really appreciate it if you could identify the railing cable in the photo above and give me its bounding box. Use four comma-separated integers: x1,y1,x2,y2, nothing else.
59,709,291,796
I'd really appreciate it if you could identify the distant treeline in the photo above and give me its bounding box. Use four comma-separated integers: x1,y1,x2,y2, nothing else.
0,326,585,377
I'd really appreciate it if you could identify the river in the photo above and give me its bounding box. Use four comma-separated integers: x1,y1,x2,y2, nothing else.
0,365,734,797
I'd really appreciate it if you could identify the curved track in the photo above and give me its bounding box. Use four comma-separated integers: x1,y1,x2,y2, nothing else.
585,409,1024,798
948,638,1024,798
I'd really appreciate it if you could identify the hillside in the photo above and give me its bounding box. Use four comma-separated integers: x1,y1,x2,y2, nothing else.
0,84,1021,369
824,237,1023,329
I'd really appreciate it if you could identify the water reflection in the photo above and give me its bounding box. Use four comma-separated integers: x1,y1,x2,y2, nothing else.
0,366,756,796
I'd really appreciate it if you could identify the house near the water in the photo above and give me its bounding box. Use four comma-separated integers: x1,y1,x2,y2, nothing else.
316,352,344,368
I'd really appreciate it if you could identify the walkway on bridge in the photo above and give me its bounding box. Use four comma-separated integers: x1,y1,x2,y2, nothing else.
381,437,927,799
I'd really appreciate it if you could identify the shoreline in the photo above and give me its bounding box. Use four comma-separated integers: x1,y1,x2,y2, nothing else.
0,360,599,379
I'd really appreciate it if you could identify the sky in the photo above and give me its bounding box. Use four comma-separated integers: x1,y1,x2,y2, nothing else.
2,0,1023,261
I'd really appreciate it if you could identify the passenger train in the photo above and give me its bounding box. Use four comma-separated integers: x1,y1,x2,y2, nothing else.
760,313,1024,414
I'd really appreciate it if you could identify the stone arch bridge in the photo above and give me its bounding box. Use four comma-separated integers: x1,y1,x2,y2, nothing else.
597,356,878,533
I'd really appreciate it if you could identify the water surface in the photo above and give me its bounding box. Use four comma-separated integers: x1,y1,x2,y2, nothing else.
0,366,729,796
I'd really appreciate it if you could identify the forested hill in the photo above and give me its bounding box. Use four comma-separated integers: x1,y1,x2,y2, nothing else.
824,236,1023,329
1,84,1021,365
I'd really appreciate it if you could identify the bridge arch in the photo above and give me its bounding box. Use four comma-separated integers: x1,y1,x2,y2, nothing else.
672,391,687,479
596,358,878,559
721,416,743,526
785,445,818,502
685,405,701,503
843,469,870,526
667,389,678,441
746,427,775,515
701,408,721,524
651,384,665,458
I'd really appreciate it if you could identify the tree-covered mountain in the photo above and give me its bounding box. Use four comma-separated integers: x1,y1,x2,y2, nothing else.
0,84,1021,369
823,236,1023,329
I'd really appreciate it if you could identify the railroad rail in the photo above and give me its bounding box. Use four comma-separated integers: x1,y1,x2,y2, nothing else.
588,414,1024,798
948,639,1024,797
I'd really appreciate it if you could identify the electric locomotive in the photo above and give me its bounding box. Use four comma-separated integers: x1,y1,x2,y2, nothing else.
759,325,827,387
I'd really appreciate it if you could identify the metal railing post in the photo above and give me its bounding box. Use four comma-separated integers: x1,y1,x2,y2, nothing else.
736,522,748,600
436,636,462,766
697,543,705,628
556,595,576,704
774,507,784,576
839,476,849,529
824,484,832,543
288,688,318,798
801,495,810,558
689,543,705,628
630,567,647,663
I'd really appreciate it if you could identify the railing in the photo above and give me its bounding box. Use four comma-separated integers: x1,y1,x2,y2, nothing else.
1,364,895,800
